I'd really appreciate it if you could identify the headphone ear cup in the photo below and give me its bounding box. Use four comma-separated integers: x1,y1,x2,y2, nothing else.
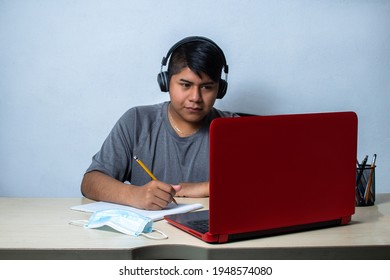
217,80,228,99
157,71,169,92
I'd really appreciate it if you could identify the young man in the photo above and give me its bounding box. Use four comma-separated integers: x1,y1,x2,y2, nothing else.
81,36,237,210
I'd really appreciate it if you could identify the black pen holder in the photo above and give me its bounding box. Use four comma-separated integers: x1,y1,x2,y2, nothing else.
356,165,375,207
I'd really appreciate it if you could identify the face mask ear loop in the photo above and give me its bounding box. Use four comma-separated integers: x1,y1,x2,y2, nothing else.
69,220,88,227
140,229,168,240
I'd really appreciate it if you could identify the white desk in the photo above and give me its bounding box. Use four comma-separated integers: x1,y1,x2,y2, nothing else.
1,195,390,259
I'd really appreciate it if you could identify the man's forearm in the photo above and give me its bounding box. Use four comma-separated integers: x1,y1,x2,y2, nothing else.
81,171,134,205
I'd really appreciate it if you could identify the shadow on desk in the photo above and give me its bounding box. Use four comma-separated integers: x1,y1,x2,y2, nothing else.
2,244,390,260
121,244,390,260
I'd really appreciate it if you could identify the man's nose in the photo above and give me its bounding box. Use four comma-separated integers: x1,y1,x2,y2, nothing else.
189,86,202,102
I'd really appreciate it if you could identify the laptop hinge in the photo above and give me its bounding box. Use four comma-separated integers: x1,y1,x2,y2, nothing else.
218,234,229,243
203,232,228,243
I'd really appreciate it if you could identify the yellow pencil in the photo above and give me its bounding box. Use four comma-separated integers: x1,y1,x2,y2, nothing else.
133,156,178,205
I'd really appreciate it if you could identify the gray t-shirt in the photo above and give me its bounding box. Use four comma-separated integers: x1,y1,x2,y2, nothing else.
86,102,237,186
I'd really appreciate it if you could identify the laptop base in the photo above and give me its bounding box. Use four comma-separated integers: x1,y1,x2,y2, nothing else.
165,210,351,244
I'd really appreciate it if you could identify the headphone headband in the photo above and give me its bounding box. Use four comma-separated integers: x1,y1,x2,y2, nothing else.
161,36,229,74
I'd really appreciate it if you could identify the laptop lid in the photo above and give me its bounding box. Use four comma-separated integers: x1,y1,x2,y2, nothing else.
165,112,358,243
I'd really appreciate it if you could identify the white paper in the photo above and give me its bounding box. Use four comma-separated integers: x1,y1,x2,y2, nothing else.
71,201,203,221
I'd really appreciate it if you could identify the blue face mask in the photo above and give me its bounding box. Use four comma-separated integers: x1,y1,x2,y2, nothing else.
71,209,167,240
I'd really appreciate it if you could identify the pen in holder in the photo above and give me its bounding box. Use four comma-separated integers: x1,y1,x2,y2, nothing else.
355,163,376,207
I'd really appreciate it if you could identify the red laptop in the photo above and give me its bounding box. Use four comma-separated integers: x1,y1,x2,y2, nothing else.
164,112,358,243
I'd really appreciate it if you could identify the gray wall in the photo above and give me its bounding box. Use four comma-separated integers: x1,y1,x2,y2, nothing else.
1,0,389,196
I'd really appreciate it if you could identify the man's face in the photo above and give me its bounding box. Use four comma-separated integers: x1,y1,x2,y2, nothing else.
168,67,219,125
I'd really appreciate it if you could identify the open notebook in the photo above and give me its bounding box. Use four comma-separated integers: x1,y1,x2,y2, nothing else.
71,201,203,221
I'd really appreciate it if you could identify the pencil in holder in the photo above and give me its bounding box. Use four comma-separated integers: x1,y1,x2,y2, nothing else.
355,164,375,206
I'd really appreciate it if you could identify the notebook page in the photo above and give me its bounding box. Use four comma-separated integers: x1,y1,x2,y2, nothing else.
71,201,203,221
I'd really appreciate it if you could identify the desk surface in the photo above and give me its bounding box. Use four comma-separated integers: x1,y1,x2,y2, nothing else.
1,194,390,259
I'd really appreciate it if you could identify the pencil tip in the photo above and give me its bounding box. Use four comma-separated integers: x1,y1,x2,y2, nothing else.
133,156,138,160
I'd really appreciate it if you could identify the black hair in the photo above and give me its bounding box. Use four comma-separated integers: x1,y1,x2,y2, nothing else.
167,41,224,83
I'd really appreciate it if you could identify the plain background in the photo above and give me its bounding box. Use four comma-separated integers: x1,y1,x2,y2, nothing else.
1,0,389,197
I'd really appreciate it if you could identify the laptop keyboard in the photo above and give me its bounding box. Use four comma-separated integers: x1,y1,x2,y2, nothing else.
188,219,209,234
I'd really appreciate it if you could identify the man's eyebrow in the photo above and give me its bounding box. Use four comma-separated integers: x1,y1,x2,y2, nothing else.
178,79,216,85
179,79,193,84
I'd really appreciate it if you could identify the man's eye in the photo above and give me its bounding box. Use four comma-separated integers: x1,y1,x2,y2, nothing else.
180,83,191,88
201,85,214,90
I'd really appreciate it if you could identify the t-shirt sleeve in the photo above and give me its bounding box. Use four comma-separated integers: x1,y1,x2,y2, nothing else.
85,110,135,182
